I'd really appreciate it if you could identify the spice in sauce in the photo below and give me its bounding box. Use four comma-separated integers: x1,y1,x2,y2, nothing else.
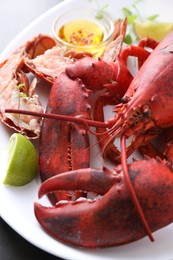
58,19,104,46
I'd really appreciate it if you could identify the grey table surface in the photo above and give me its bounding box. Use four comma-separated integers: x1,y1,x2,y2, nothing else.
0,0,65,259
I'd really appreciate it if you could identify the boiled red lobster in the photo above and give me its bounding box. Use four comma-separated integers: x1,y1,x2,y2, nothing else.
35,31,173,247
5,28,173,248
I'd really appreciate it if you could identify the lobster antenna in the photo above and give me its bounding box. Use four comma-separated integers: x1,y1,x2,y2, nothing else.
5,109,108,128
5,109,123,138
120,135,154,242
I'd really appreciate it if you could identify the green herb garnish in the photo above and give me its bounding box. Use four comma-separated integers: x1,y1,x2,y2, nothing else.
88,0,109,19
121,0,159,44
13,83,27,112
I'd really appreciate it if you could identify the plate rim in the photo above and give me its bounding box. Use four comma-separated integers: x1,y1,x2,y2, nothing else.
0,0,173,260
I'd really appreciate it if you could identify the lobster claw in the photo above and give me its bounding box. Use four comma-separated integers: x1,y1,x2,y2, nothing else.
34,167,122,248
34,159,173,248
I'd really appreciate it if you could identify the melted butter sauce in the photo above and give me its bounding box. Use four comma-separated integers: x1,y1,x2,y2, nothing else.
58,19,104,47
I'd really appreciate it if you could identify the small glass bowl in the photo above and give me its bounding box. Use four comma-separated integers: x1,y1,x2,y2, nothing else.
52,8,115,57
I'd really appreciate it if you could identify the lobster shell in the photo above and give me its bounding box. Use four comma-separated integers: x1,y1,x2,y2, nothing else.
39,72,91,204
34,158,173,248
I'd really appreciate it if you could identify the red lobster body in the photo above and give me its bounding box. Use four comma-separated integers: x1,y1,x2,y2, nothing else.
125,38,173,128
110,31,173,157
39,73,91,204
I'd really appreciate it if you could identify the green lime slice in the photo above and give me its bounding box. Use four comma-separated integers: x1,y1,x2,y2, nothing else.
3,133,38,186
133,20,173,41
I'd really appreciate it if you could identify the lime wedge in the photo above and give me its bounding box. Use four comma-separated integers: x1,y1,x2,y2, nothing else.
133,20,173,41
3,133,38,186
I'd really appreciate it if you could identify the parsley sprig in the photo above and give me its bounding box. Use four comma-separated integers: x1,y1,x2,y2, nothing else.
88,0,159,44
88,0,109,19
12,83,27,123
122,0,159,44
13,83,27,110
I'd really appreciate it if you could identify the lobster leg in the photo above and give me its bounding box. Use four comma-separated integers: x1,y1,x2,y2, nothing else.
164,142,173,163
138,143,163,159
137,38,159,68
138,37,159,50
137,128,173,160
138,127,173,163
34,158,173,248
93,95,121,163
39,73,91,205
159,127,173,163
120,44,150,69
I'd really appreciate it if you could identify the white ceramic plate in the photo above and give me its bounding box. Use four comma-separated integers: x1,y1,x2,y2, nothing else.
1,0,173,259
